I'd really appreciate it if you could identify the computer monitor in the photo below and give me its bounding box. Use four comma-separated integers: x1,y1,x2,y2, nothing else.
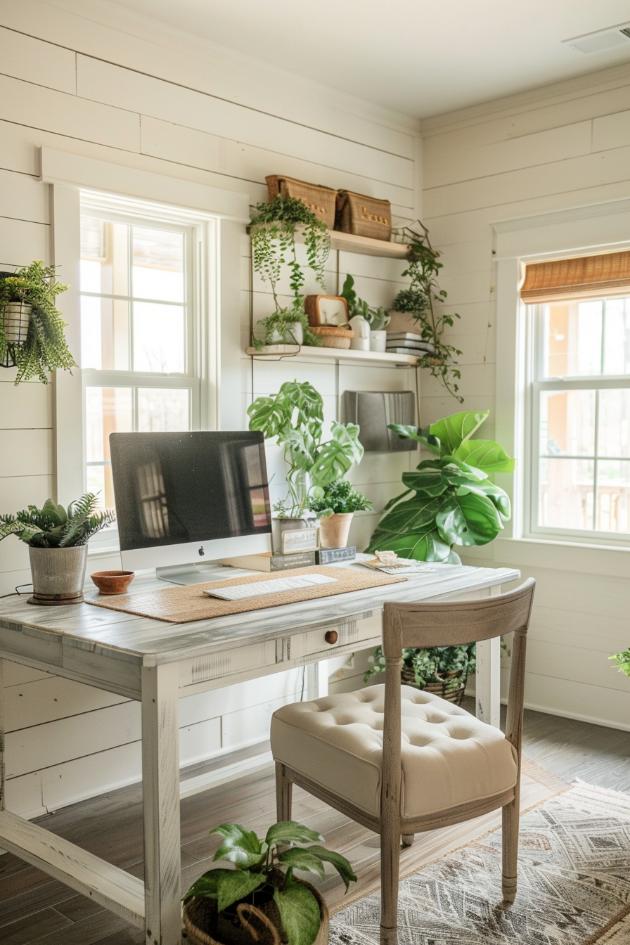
110,431,272,578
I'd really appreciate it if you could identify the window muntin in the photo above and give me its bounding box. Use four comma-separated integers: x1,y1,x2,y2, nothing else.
528,295,630,542
80,205,201,520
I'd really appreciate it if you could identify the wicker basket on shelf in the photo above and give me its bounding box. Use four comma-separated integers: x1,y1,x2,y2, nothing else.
310,325,353,349
401,665,468,706
266,175,336,227
335,190,392,240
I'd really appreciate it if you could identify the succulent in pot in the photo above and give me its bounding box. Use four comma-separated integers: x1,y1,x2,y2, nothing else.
0,261,75,383
182,820,356,945
307,480,372,549
0,494,115,605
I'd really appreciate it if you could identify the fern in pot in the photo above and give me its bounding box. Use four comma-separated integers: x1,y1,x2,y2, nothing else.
182,820,356,945
307,480,372,550
0,495,115,605
0,262,75,383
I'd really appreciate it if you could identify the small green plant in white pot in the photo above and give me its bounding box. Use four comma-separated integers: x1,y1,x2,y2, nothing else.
182,820,356,945
340,274,390,352
308,480,372,549
248,381,364,554
0,495,115,605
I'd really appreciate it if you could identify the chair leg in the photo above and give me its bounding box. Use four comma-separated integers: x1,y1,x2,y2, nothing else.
380,821,400,945
502,796,519,904
401,833,414,848
276,762,292,822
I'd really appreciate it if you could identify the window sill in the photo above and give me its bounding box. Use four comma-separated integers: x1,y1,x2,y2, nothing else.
478,535,630,580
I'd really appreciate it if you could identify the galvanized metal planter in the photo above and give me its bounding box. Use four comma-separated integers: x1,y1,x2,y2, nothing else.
28,546,88,605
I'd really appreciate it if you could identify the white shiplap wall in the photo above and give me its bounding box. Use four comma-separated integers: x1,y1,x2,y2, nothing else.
0,0,421,816
421,61,630,731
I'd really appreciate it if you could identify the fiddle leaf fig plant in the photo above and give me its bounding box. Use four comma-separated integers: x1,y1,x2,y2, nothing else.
367,409,513,563
183,821,356,945
248,381,364,517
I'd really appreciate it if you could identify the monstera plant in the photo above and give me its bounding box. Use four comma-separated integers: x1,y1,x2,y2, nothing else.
248,380,364,519
367,410,514,562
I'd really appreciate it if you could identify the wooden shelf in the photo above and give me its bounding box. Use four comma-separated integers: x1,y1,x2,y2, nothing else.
248,223,409,259
246,345,419,367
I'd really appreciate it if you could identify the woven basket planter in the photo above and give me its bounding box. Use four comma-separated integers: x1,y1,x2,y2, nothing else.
183,882,328,945
401,665,468,706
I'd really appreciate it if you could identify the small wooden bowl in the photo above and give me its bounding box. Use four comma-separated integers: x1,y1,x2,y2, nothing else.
90,570,135,595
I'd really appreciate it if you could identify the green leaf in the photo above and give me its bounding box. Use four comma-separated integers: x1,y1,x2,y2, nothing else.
453,439,515,474
402,468,448,498
457,480,511,519
266,822,323,847
436,492,503,547
310,422,363,487
428,410,489,454
367,495,452,562
216,870,266,913
183,870,220,903
274,879,321,945
211,824,265,868
304,846,357,892
247,396,290,438
277,849,326,879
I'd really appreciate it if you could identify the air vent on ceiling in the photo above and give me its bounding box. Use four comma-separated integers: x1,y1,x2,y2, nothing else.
564,23,630,54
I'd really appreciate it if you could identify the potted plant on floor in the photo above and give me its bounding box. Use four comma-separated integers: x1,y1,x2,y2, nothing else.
390,220,463,401
364,642,476,705
307,480,372,549
0,261,76,383
249,196,330,349
183,820,356,945
248,380,364,554
0,494,115,605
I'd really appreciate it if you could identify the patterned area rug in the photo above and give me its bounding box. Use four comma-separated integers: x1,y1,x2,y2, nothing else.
331,782,630,945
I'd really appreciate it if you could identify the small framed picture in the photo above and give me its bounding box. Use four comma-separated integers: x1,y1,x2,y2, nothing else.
305,295,349,327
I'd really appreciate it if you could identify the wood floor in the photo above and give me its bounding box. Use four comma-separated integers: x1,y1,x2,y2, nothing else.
0,707,628,945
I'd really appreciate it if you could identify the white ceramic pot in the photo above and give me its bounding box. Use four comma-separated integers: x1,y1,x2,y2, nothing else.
2,301,31,345
269,321,303,345
318,513,353,549
28,546,88,605
349,316,370,351
370,330,387,352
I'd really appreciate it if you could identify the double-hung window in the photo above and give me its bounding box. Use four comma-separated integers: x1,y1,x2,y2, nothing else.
78,191,216,543
524,252,630,544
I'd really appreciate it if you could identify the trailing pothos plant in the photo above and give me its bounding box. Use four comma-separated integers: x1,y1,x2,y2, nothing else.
248,381,364,518
364,642,476,691
249,196,330,332
0,262,75,383
393,220,463,402
183,821,356,945
252,303,320,350
367,409,514,562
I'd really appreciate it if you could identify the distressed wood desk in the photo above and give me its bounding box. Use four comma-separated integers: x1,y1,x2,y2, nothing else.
0,563,518,945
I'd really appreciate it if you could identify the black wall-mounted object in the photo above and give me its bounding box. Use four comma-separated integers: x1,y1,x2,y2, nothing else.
341,390,417,452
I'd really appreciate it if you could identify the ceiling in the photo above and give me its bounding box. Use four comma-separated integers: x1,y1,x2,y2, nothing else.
110,0,630,118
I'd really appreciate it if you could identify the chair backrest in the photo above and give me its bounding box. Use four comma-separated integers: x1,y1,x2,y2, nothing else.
379,579,535,820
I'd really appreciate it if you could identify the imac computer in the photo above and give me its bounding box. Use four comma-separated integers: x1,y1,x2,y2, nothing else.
110,431,272,583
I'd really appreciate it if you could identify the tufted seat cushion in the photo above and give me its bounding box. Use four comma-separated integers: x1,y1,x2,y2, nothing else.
271,685,517,821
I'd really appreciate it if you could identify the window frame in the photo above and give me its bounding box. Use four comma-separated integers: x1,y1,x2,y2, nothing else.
524,297,630,547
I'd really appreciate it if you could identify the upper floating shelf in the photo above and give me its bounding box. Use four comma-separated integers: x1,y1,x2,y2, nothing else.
248,223,410,259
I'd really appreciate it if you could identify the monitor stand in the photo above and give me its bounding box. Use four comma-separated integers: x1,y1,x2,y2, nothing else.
156,562,232,586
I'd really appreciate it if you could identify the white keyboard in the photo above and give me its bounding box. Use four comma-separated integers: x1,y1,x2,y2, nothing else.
204,573,338,602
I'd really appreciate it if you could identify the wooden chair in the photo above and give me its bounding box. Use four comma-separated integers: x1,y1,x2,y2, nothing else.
271,579,535,945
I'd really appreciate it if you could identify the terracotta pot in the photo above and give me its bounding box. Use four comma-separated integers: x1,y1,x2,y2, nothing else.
90,570,135,595
318,512,353,549
388,310,418,334
183,881,328,945
28,546,87,605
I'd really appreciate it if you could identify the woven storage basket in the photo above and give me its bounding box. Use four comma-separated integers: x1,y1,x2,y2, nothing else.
401,666,468,706
266,175,336,227
310,325,352,349
335,190,392,240
183,882,328,945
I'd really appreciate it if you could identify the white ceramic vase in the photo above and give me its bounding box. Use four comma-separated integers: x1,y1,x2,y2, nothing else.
349,316,370,351
269,321,303,345
370,330,387,352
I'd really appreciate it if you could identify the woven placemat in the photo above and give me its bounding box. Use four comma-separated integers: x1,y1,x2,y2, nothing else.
86,566,407,624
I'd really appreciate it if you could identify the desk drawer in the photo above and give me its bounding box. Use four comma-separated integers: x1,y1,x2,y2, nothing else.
289,612,381,661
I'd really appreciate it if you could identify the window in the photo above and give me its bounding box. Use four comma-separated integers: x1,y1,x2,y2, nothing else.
526,294,630,543
78,192,217,544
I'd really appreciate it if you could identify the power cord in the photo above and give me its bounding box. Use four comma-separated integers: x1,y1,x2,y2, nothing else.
0,583,32,599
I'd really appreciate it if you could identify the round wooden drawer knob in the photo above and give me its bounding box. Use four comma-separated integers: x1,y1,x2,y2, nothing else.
325,630,339,645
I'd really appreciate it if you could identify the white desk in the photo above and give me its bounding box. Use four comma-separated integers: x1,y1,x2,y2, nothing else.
0,562,518,945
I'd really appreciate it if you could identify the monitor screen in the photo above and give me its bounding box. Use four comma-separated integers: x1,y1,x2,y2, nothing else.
110,431,272,553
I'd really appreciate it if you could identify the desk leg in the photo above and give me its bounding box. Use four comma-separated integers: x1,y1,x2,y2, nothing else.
142,664,182,945
475,588,502,728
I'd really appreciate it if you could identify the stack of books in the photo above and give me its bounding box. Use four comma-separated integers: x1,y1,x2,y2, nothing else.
386,331,436,357
221,547,356,572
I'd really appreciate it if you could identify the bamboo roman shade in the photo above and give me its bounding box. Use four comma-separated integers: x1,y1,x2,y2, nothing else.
521,250,630,303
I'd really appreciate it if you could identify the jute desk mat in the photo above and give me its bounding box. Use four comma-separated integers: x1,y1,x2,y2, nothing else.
86,566,407,624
